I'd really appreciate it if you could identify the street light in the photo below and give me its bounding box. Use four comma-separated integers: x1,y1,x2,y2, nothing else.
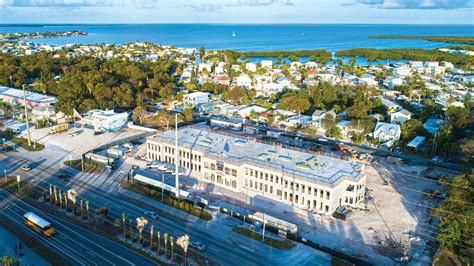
3,169,6,177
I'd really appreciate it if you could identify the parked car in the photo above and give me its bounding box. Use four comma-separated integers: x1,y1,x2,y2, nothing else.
144,211,158,220
58,174,70,181
68,131,80,137
189,240,206,251
93,131,104,136
21,165,31,171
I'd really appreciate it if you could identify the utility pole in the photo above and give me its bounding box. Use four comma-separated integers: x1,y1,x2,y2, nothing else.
262,213,266,241
161,173,164,202
22,84,32,147
174,113,180,199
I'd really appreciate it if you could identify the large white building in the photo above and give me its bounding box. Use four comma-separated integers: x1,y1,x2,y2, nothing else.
80,110,128,132
183,92,210,108
146,127,366,214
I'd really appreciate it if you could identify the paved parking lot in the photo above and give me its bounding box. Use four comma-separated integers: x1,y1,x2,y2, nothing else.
32,125,145,156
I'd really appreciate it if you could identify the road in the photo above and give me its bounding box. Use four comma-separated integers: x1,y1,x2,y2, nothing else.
0,189,156,266
0,151,329,265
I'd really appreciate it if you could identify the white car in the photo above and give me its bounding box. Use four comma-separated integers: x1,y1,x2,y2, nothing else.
68,131,80,137
189,240,206,251
21,165,31,171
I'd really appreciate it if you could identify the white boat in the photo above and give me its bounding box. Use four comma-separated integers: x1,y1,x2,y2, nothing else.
232,31,236,37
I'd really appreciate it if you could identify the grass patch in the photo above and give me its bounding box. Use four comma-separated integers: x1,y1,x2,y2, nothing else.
64,159,101,173
122,181,212,221
232,227,296,250
10,137,45,151
433,249,463,266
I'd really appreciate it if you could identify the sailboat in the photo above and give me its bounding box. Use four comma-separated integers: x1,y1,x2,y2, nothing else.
232,31,236,37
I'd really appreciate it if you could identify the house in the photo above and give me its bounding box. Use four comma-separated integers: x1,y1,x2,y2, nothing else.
335,120,349,137
196,100,225,114
245,63,257,72
312,110,336,128
384,77,404,87
390,109,412,124
236,74,252,88
261,60,273,68
31,106,65,123
215,75,231,87
210,115,243,131
407,136,426,151
257,83,284,97
305,61,317,68
290,71,302,81
281,115,312,128
276,77,291,88
198,63,212,73
306,70,318,78
423,118,445,134
373,122,401,142
381,98,402,113
183,92,210,108
214,66,225,74
237,105,268,118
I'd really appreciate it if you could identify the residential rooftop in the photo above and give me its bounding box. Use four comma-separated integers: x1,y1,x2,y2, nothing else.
0,86,57,105
149,126,363,186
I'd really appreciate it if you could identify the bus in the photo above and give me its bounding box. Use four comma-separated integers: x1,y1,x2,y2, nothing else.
23,212,56,237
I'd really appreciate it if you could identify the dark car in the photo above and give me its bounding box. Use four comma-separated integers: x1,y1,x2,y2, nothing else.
93,131,104,136
58,174,70,181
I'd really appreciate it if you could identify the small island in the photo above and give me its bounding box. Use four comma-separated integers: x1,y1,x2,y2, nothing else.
368,35,474,45
0,30,87,41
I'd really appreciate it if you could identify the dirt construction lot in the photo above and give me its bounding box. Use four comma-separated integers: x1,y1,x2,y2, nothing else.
176,156,455,265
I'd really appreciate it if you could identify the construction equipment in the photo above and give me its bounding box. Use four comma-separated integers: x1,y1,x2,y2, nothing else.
49,124,69,134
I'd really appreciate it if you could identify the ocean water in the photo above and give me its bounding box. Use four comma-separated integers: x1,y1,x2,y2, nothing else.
0,24,473,51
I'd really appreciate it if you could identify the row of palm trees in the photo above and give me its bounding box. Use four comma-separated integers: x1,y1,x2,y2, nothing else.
48,185,89,219
46,184,191,264
0,256,17,266
121,212,190,264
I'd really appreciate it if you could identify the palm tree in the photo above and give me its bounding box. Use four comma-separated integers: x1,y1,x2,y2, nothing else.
157,231,161,254
1,256,15,266
63,192,68,210
121,212,126,237
58,189,62,208
129,219,133,241
80,199,83,217
164,232,168,257
53,186,58,205
49,184,53,204
177,235,190,266
149,224,154,248
136,217,148,244
85,200,89,220
170,236,174,260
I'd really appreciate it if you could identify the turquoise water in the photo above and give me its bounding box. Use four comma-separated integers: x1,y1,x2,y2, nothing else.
0,24,472,51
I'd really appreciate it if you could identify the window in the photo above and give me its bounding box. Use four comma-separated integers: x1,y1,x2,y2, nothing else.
270,175,273,182
211,164,216,170
259,183,263,191
326,191,330,200
250,180,253,188
204,162,209,168
320,189,324,198
250,169,254,177
264,184,268,193
232,169,237,177
325,205,329,213
245,168,248,175
270,186,273,194
276,176,279,184
224,167,230,175
245,179,248,186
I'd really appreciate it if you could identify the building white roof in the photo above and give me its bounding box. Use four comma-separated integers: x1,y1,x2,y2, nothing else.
150,126,363,186
0,86,57,105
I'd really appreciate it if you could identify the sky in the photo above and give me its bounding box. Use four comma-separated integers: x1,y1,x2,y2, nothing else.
0,0,473,24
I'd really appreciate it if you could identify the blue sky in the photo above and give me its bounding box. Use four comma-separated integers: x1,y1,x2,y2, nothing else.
0,0,473,24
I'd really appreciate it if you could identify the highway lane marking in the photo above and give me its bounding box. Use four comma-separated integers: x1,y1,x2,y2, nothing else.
0,189,127,265
0,197,90,266
6,153,262,264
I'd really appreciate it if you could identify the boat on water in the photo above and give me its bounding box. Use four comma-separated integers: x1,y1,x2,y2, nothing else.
232,31,236,37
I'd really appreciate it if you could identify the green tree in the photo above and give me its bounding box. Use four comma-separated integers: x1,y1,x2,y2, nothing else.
182,108,194,122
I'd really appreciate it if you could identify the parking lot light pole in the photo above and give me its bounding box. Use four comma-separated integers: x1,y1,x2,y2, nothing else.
3,169,7,177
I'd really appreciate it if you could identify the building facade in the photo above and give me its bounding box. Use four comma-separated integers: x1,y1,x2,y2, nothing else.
146,127,366,215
